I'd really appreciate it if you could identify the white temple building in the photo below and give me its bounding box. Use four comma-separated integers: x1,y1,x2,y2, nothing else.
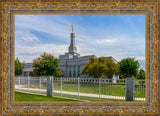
58,25,118,78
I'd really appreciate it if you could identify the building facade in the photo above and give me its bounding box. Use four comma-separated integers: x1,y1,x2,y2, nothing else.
22,63,33,76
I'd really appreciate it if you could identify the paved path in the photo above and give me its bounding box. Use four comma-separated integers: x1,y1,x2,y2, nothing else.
15,87,145,101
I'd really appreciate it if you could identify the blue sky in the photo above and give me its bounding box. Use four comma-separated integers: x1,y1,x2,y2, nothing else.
15,15,145,69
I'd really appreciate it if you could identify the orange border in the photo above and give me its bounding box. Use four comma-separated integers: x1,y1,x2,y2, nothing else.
1,1,159,115
1,2,159,3
156,2,158,113
2,2,4,114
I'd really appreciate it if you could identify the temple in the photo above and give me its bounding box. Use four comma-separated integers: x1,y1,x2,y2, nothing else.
59,25,95,77
58,25,117,78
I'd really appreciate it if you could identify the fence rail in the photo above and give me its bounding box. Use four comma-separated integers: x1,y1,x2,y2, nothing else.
15,76,145,101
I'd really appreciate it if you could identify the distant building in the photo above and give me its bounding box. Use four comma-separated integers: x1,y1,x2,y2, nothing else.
22,25,118,79
22,63,33,76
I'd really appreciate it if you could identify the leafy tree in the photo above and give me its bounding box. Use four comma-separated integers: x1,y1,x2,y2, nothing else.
15,57,25,76
55,70,65,77
136,68,145,79
81,57,118,78
118,57,140,79
32,52,60,76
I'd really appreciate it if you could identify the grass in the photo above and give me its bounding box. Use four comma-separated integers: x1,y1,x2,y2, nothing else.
15,91,79,101
16,91,125,101
52,83,145,98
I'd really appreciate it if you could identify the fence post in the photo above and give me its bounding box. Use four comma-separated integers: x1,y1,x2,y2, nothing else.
52,76,54,96
125,77,135,101
28,76,30,93
99,78,101,101
78,77,80,100
18,76,20,91
39,77,41,94
60,77,62,98
47,76,53,96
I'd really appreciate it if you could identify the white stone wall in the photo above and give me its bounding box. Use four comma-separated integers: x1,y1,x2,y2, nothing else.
59,55,95,78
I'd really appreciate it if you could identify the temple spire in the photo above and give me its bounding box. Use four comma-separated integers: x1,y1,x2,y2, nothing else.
72,24,74,32
68,24,77,54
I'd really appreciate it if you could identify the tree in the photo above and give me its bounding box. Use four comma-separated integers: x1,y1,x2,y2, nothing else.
55,70,65,77
15,57,25,76
32,52,60,76
118,57,140,79
81,57,118,78
136,68,145,79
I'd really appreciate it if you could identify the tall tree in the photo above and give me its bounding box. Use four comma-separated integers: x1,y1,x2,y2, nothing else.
15,57,25,76
81,57,118,78
32,52,60,76
136,68,145,79
118,57,140,79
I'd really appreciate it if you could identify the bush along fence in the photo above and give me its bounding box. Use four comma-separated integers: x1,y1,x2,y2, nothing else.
15,76,145,101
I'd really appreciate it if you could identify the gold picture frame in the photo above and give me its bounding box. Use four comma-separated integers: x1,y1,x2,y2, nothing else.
0,1,159,115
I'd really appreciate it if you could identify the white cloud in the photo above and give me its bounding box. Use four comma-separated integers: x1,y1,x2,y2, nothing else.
77,44,96,56
16,31,39,42
135,56,145,61
15,15,71,40
15,43,68,62
94,39,117,45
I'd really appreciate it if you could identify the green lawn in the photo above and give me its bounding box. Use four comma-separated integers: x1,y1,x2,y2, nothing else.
16,91,125,101
15,91,78,101
52,83,145,98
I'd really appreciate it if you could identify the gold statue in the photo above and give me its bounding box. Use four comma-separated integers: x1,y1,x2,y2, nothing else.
72,24,74,32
